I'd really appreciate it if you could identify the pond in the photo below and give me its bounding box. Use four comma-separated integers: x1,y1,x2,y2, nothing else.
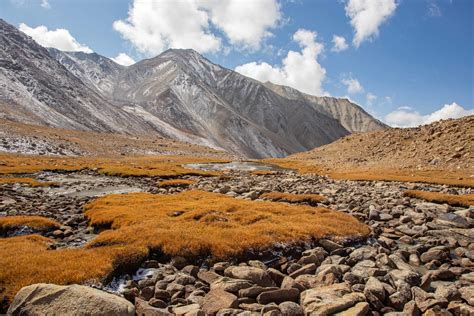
184,161,292,172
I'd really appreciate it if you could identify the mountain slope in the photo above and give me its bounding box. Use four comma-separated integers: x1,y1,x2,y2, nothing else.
0,19,386,158
264,81,387,133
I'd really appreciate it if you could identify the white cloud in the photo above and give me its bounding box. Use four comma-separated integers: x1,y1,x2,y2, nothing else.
366,92,377,105
235,29,326,96
113,0,282,56
345,0,398,47
342,76,364,94
40,0,50,8
19,23,92,53
331,35,348,52
427,1,442,17
198,0,281,50
111,53,135,66
385,102,474,127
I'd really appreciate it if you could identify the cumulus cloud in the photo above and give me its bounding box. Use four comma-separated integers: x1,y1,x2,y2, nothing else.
40,0,50,8
427,1,442,17
385,102,474,127
19,23,92,53
342,76,364,94
331,35,348,52
366,92,377,105
235,29,326,96
345,0,397,47
111,53,135,66
198,0,281,50
113,0,282,56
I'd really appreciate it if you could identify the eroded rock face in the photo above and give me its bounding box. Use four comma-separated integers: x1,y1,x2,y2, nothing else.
7,283,135,316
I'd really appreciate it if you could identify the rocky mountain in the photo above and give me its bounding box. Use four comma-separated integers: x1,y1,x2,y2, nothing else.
264,82,387,133
0,19,385,158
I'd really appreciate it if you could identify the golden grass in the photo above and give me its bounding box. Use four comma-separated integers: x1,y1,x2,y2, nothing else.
0,177,57,187
157,179,195,188
261,192,325,206
0,235,147,304
0,190,368,306
0,154,226,177
264,158,474,187
0,216,60,232
403,190,474,207
85,190,369,259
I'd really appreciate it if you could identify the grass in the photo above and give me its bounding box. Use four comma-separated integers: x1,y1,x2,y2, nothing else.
0,216,60,233
0,190,369,307
0,235,147,307
264,158,474,187
157,179,195,188
261,192,326,206
84,190,369,259
0,154,226,177
403,190,474,207
0,177,58,187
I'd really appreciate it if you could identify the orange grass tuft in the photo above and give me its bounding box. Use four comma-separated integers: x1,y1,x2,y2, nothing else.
85,190,369,259
0,216,60,232
157,179,195,188
261,192,326,206
264,158,473,187
0,177,58,187
0,154,226,177
403,190,474,207
0,235,147,305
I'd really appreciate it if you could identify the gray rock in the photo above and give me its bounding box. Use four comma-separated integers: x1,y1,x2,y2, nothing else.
201,289,239,315
278,301,304,316
225,266,275,287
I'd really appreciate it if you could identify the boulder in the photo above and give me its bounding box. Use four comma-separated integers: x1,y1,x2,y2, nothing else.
279,301,304,316
257,288,299,304
300,283,365,315
202,289,238,315
225,266,275,287
210,277,253,293
7,283,135,316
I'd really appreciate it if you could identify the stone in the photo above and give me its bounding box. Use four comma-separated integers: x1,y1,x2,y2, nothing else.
364,277,386,309
140,285,155,300
420,248,449,263
238,285,278,298
197,270,221,284
319,239,342,252
211,277,254,293
7,283,135,316
389,269,420,287
257,288,299,304
334,302,370,316
201,289,239,315
459,285,474,305
225,266,275,287
154,288,171,301
149,298,168,308
173,303,203,316
300,283,365,315
412,287,448,312
278,301,304,316
135,298,172,316
267,268,286,286
403,300,420,316
289,263,317,278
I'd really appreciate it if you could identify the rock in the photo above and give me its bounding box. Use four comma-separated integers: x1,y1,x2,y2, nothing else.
412,287,448,312
289,263,317,278
334,302,370,316
197,270,222,284
182,265,200,277
389,269,420,286
135,298,172,316
267,268,286,286
154,288,171,301
459,285,474,305
201,289,239,315
140,285,155,300
225,266,275,287
420,247,449,263
211,277,253,293
364,277,386,309
278,301,304,316
238,285,278,298
149,298,168,308
300,283,365,315
173,303,203,315
257,288,299,304
319,239,342,252
7,283,135,316
403,300,420,316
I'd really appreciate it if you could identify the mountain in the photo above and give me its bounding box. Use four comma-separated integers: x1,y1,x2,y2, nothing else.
0,19,386,158
263,82,387,133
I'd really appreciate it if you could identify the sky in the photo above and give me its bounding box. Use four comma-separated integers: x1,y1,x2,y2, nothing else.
1,0,473,127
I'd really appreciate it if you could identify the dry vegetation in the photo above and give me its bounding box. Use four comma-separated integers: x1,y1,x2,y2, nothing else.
266,116,474,187
0,191,368,305
404,190,474,207
261,192,326,206
157,179,195,188
0,235,147,305
0,177,57,187
0,216,60,232
0,154,226,177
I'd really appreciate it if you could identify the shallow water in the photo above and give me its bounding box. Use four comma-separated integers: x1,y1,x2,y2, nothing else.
185,161,292,172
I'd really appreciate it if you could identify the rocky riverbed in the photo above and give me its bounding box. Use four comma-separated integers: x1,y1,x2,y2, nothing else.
1,169,473,315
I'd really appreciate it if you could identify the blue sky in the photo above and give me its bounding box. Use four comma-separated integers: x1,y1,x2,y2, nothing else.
1,0,473,126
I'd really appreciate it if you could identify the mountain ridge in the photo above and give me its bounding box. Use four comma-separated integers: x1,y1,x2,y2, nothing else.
0,19,386,158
